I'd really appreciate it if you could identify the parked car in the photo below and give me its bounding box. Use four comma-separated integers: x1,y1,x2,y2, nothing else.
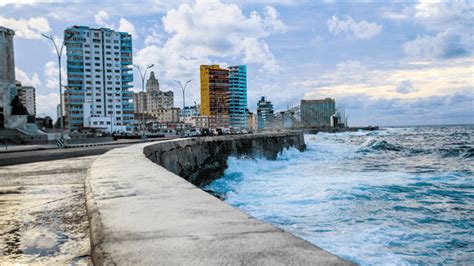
223,128,231,135
241,129,248,134
201,128,212,136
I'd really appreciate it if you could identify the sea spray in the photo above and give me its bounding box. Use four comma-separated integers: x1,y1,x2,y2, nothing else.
205,125,474,265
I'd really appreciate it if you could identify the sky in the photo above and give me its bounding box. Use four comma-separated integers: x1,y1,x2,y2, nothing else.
0,0,473,126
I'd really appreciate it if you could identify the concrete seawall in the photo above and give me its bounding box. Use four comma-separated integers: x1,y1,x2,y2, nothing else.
85,132,354,265
144,132,306,186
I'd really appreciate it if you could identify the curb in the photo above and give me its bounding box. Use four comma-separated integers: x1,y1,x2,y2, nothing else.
84,164,116,265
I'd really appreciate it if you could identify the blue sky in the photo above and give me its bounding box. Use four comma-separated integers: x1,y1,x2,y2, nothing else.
1,0,472,126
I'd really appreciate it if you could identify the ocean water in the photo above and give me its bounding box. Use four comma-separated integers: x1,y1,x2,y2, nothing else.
204,126,474,265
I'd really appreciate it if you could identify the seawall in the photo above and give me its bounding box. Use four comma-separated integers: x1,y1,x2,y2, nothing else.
144,132,306,186
85,133,354,265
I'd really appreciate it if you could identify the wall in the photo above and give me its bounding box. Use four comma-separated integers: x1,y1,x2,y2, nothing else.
144,132,305,186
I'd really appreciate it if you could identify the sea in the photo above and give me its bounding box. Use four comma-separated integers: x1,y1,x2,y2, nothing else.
204,125,474,265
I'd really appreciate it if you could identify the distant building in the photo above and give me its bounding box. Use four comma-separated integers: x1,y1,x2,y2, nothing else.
0,26,17,129
247,110,256,130
149,107,180,123
257,96,274,130
134,71,174,115
16,82,36,116
64,25,135,133
228,65,247,128
200,65,229,128
300,98,336,127
184,115,209,128
180,104,200,118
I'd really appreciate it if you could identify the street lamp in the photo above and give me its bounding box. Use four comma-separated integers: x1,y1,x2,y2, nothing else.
133,64,154,141
174,79,192,118
41,33,72,144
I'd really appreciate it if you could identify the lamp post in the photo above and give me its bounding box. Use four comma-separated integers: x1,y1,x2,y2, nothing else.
41,33,72,143
174,79,192,118
133,64,154,141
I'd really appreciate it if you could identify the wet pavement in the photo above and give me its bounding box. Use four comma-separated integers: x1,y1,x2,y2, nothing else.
0,156,96,264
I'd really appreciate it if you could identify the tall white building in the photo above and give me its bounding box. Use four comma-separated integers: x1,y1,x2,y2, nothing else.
64,26,134,133
16,82,36,116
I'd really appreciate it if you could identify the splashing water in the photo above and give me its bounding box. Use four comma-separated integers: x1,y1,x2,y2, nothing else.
205,125,474,265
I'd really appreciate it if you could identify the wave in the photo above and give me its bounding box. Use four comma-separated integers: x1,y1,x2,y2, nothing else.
358,139,402,153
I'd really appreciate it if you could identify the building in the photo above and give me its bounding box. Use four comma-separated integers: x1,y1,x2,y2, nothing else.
300,98,336,127
257,96,274,130
200,65,229,128
0,26,17,129
149,107,180,123
247,110,256,130
64,25,135,133
183,115,209,128
228,65,247,128
180,104,200,118
15,83,36,116
134,71,174,116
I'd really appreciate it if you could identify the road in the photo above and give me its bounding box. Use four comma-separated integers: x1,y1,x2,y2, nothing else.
0,137,177,167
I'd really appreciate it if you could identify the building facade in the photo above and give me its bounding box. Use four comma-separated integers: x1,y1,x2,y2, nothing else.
0,26,17,129
257,96,274,130
64,26,135,132
134,71,174,115
16,83,36,116
149,107,180,123
300,98,336,127
200,65,229,128
228,65,247,128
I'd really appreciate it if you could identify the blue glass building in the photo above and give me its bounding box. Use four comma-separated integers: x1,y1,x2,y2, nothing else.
228,65,247,128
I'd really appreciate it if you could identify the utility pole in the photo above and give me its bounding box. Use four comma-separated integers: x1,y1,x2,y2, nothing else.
41,33,73,145
134,64,154,141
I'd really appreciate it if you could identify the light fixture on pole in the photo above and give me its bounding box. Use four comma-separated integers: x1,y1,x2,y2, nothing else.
174,79,192,118
133,64,154,141
41,33,73,146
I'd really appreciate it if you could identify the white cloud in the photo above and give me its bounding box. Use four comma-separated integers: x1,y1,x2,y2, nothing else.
135,0,287,84
44,61,66,90
0,16,51,39
94,10,112,28
0,0,61,7
395,80,417,94
403,0,473,60
327,16,382,39
118,18,137,39
15,67,41,87
36,92,59,118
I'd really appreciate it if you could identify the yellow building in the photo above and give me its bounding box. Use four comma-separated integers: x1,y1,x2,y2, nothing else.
200,65,229,128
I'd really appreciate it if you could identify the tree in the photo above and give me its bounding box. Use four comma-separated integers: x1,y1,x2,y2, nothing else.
11,95,28,115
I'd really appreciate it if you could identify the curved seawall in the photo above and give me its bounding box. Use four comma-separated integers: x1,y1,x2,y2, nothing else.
85,132,353,265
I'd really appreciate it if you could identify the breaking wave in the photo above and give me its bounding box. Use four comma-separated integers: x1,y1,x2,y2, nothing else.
205,125,474,265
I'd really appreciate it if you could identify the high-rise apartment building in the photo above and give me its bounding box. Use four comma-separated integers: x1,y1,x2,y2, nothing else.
64,26,134,132
257,96,274,130
200,65,229,128
200,64,248,128
228,65,247,128
15,81,36,116
300,98,336,127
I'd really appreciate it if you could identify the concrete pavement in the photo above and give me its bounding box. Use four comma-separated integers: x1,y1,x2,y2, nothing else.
0,156,95,264
86,140,354,265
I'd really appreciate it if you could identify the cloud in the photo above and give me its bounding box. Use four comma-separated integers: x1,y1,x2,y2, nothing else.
15,67,41,87
395,80,417,94
36,92,59,118
118,18,137,39
403,28,470,60
327,16,382,39
135,0,287,84
44,61,66,90
403,0,473,60
94,9,112,28
0,16,51,39
0,0,61,7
